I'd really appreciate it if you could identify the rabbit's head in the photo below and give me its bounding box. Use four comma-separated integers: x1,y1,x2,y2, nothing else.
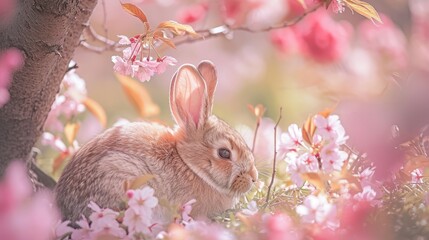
170,61,258,196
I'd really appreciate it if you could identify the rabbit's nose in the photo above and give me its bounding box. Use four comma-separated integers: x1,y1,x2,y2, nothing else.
249,165,258,182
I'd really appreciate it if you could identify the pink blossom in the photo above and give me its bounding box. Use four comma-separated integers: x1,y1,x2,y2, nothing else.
134,58,160,82
88,201,120,233
123,187,158,233
320,142,347,172
241,200,258,216
0,0,17,24
353,186,378,207
71,215,92,240
123,207,151,234
296,194,339,230
156,56,177,74
127,187,158,210
286,152,319,186
220,0,260,26
55,220,73,239
298,9,350,63
44,66,87,133
0,48,23,107
358,14,407,69
270,27,303,55
278,124,303,158
355,167,375,187
183,220,235,239
181,199,197,222
0,161,32,213
40,132,68,153
329,0,345,14
177,3,208,24
314,114,348,144
244,0,289,31
411,169,424,184
286,0,319,18
62,68,87,102
0,162,59,240
265,213,299,240
112,55,134,76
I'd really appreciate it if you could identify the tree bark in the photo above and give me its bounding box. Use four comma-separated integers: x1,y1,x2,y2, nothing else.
0,0,97,176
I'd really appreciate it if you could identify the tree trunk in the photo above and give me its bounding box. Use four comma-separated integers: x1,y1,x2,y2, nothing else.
0,0,97,176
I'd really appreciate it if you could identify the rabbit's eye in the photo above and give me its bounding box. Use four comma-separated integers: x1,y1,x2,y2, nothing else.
218,148,231,159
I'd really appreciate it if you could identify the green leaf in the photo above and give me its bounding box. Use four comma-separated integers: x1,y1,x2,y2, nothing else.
344,0,382,23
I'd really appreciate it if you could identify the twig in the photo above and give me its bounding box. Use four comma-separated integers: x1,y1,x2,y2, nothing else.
251,118,261,153
265,107,283,207
66,62,78,73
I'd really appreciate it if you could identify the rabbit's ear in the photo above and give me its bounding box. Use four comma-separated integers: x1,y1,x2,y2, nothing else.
197,61,217,115
170,64,209,130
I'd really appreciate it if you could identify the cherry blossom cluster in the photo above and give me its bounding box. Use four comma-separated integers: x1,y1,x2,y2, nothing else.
56,186,160,240
111,35,177,82
278,114,349,186
40,62,87,155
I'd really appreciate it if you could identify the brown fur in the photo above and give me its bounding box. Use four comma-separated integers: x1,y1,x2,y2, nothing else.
54,61,258,222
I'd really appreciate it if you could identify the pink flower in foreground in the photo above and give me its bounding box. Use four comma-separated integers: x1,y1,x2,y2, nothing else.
0,161,32,213
265,213,299,240
127,186,158,211
55,220,73,239
0,48,24,107
0,0,17,23
123,187,158,234
296,194,339,230
177,3,208,24
0,162,59,240
71,215,91,240
88,201,120,233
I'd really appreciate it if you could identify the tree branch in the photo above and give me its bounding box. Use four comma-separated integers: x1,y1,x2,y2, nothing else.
0,0,98,176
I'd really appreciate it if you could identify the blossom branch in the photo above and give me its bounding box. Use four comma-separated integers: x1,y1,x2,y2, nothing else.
79,3,322,53
265,107,283,207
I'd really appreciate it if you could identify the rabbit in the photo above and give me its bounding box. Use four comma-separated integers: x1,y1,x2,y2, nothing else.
54,61,258,222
